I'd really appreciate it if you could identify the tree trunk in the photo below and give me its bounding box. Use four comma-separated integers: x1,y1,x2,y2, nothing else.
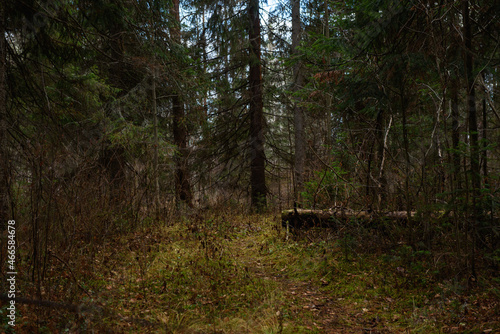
463,0,480,203
170,0,193,207
152,68,160,216
282,208,416,229
172,95,193,206
0,0,9,222
248,0,266,210
462,0,479,280
400,86,411,215
451,76,461,191
282,208,498,230
107,0,126,90
367,110,383,201
323,0,332,149
481,97,488,188
292,0,305,206
378,114,392,209
400,78,413,246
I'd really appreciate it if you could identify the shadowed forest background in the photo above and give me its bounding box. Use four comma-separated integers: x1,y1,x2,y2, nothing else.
0,0,499,332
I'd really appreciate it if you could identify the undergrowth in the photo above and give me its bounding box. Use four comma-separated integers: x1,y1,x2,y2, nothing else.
2,209,499,333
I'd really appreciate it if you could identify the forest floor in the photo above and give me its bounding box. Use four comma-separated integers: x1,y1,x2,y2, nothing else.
5,211,500,333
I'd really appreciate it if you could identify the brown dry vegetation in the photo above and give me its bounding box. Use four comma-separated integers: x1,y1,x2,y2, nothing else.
2,208,499,333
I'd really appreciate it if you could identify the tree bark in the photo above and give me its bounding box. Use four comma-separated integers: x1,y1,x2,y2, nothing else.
463,0,480,202
323,0,332,149
152,68,160,215
462,0,479,279
282,208,416,229
172,95,193,206
292,0,305,206
107,0,127,90
400,83,412,216
378,114,391,208
248,0,266,210
170,0,193,207
481,97,488,188
0,0,10,222
451,76,461,191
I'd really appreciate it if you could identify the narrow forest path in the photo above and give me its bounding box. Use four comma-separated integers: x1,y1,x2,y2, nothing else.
227,219,372,334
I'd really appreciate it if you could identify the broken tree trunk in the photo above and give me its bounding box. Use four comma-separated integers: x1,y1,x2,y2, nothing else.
281,208,416,229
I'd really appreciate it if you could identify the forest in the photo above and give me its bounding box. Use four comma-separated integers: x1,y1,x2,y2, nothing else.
0,0,499,332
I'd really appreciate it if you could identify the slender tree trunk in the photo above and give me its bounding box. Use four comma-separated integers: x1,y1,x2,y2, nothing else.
323,0,332,148
481,98,488,188
170,0,193,207
150,9,160,216
172,94,193,206
449,77,463,269
108,1,126,90
0,0,9,222
366,144,373,198
368,110,382,202
463,0,480,202
152,67,160,216
402,103,411,210
378,114,392,209
400,80,413,244
248,0,266,210
463,0,479,280
451,76,461,191
292,0,305,206
101,4,127,202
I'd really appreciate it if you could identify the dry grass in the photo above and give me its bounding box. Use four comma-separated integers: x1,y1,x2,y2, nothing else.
2,209,499,333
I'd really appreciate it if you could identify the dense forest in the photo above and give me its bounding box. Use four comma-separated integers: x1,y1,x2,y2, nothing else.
0,0,499,332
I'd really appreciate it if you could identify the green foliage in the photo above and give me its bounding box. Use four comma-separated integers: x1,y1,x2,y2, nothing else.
0,307,16,334
301,162,350,208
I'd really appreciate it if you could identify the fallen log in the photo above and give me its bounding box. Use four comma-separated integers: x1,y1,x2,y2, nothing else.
281,208,416,229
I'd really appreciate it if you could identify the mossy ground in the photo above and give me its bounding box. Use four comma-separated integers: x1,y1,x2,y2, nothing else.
2,211,499,333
